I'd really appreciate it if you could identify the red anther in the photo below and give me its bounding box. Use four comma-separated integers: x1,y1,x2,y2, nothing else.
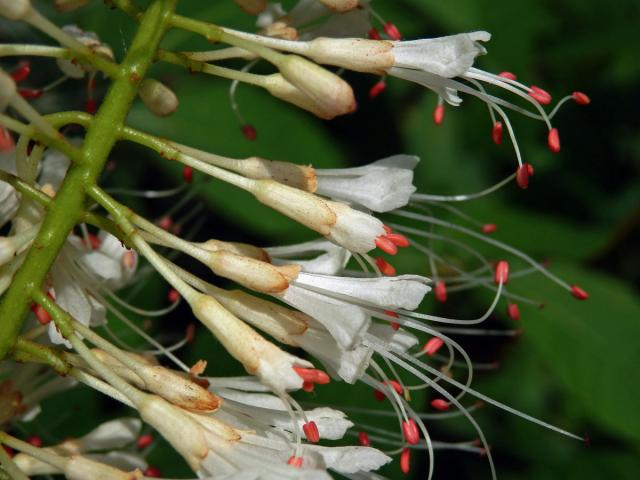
572,91,590,105
516,163,532,189
241,124,257,140
136,434,154,449
369,80,386,99
386,380,403,395
358,431,370,447
390,322,400,331
400,447,410,474
183,166,193,183
303,421,320,443
157,215,172,231
385,233,410,248
507,303,520,321
430,398,450,411
547,128,561,153
11,62,31,83
492,121,503,145
432,104,445,125
383,22,402,40
570,285,589,300
185,323,196,343
373,389,385,402
293,367,330,385
375,257,397,277
31,303,51,326
18,88,43,100
494,260,509,284
2,446,13,458
87,233,101,250
368,27,381,40
498,71,517,81
383,224,393,234
375,236,398,255
482,223,497,234
143,466,162,478
302,381,314,392
529,85,552,105
0,127,15,151
422,337,444,356
287,456,303,468
167,288,180,303
85,99,97,114
402,419,420,445
383,309,399,318
27,435,43,447
434,281,447,303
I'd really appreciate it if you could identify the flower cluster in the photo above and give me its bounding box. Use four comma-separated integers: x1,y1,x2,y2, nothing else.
0,0,590,479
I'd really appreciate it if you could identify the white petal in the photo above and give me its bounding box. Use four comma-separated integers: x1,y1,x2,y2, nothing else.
268,239,350,275
39,149,70,190
325,201,385,253
307,445,391,474
80,418,141,451
389,67,464,105
392,31,491,78
368,323,419,352
85,452,146,471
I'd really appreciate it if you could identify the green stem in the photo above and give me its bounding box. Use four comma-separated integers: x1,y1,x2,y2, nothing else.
0,0,178,360
12,337,70,376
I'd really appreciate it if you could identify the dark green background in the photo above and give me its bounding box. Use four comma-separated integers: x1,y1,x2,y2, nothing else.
2,0,639,478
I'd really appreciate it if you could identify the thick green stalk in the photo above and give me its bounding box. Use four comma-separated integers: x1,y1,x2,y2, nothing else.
0,0,177,360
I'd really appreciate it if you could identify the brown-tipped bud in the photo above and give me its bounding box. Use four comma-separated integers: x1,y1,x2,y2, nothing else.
252,179,336,236
199,238,270,262
0,70,17,111
234,156,317,191
65,456,138,480
305,37,395,74
138,396,208,471
138,78,179,117
0,0,31,20
263,73,336,120
234,0,266,15
277,55,355,119
53,0,89,12
318,0,359,12
208,250,300,294
261,21,299,40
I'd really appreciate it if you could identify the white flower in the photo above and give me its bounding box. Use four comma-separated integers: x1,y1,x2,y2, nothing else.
266,238,351,275
315,155,419,212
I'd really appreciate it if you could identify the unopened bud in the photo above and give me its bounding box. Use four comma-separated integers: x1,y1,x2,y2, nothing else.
0,70,17,111
207,250,299,294
199,238,270,262
232,155,317,191
64,456,135,480
138,79,178,117
263,73,337,120
305,38,394,74
318,0,359,12
277,55,355,118
234,0,266,15
0,0,31,20
54,0,89,12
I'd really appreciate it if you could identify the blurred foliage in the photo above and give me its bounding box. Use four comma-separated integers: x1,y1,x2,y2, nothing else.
2,0,639,478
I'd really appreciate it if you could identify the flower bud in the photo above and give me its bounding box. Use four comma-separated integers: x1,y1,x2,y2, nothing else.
318,0,359,12
305,37,395,74
0,0,31,20
64,455,137,480
263,73,337,120
224,154,317,191
53,0,89,12
234,0,266,15
0,70,17,112
198,238,271,262
261,21,299,40
277,55,355,118
138,78,179,117
138,396,208,471
207,250,300,294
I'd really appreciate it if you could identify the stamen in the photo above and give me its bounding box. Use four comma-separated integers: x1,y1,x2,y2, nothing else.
26,435,42,447
0,126,14,151
498,71,517,81
383,225,393,234
494,260,509,284
491,121,503,145
358,431,371,447
571,91,590,105
182,166,193,183
11,61,31,82
375,236,399,255
302,381,314,392
303,421,320,443
423,337,444,356
528,85,552,105
507,303,520,321
433,102,445,126
137,434,154,449
375,257,397,276
482,223,497,234
293,367,330,385
570,285,589,300
402,419,420,444
385,233,410,248
547,128,561,153
431,399,450,411
434,281,447,303
369,79,387,99
167,288,180,303
18,88,43,99
383,22,402,40
516,163,533,189
368,28,381,40
241,123,257,140
400,447,410,473
287,456,303,468
143,466,162,477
